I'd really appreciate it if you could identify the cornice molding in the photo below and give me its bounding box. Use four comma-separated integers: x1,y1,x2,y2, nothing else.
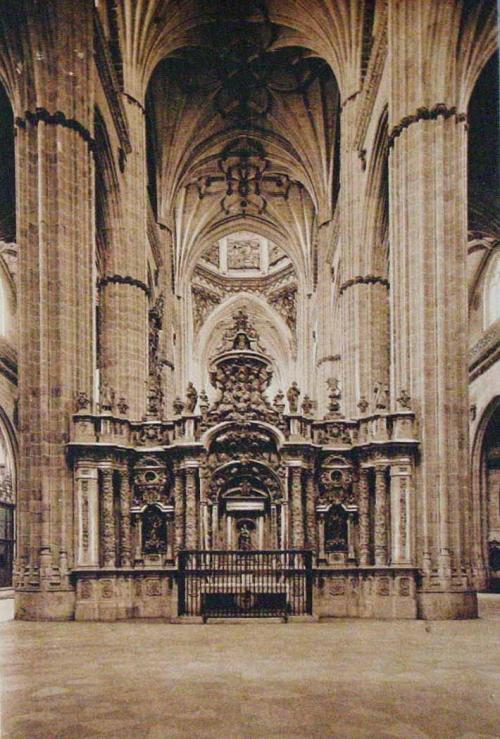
388,105,467,148
339,275,389,295
98,274,150,297
15,109,94,151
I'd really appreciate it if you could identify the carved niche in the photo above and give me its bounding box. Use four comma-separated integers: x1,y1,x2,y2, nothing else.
142,506,168,554
325,506,348,553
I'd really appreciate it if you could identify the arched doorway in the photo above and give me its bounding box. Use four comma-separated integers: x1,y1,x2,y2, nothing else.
0,413,16,588
472,398,500,591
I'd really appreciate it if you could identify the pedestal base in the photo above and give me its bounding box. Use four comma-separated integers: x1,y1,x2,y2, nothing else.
417,590,478,620
15,590,75,621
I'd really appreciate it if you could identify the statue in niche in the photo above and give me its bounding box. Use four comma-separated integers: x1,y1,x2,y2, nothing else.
234,331,251,350
287,382,300,413
237,522,253,551
100,381,115,413
325,506,348,553
142,506,167,554
185,382,198,413
326,377,342,417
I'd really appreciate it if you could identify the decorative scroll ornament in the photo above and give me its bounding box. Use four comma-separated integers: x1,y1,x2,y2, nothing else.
319,456,355,507
192,285,221,333
207,308,278,424
132,456,170,508
268,285,297,331
138,424,169,446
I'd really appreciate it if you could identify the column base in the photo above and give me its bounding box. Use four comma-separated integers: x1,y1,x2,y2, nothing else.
15,590,75,621
417,590,478,620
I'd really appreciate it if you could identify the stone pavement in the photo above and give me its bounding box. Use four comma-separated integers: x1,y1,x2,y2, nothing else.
0,595,498,738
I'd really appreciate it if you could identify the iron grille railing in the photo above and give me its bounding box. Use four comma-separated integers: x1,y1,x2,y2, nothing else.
178,550,313,619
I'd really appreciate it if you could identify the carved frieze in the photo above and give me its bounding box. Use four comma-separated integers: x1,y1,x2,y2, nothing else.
227,238,260,270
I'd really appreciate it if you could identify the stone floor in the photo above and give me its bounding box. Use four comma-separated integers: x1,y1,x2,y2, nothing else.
0,595,499,739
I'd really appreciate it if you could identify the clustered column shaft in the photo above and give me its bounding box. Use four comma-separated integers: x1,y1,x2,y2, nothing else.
290,466,305,549
184,467,198,550
119,471,132,567
174,469,185,555
374,466,388,566
101,468,115,567
358,467,370,566
305,471,316,550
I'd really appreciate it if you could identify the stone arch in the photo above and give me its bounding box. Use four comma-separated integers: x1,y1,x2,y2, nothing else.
471,396,500,590
181,216,307,291
0,406,17,588
189,291,295,400
0,79,15,245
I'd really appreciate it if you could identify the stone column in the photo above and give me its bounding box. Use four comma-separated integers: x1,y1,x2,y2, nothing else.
374,466,388,566
99,96,148,420
338,95,390,417
101,468,116,568
289,464,305,549
358,467,370,566
390,462,413,564
338,96,363,417
174,468,185,555
317,512,326,562
12,0,94,617
305,470,317,551
388,0,475,617
119,469,132,567
347,512,356,563
75,465,99,568
184,465,198,550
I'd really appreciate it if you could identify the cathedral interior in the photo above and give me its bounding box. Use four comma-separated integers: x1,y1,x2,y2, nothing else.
0,0,498,623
